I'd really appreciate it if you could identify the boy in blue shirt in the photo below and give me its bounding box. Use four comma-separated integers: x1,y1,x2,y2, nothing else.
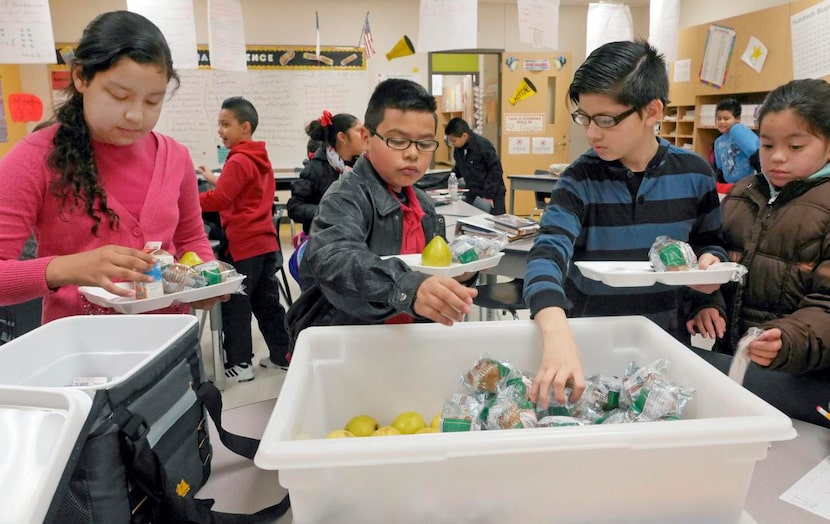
714,98,760,183
524,41,728,407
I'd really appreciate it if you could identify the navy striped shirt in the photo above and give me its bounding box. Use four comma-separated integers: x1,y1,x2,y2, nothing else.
524,139,727,338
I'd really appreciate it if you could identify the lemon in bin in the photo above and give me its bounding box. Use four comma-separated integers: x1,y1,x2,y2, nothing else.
345,415,379,437
421,236,452,267
391,411,426,434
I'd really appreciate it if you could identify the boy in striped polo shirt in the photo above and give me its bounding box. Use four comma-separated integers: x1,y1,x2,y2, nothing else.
525,40,728,408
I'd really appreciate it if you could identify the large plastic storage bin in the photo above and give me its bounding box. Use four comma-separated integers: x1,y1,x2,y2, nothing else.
0,314,199,391
255,316,795,524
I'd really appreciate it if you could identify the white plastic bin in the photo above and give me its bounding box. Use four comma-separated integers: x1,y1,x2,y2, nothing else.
255,317,795,524
0,386,92,524
0,315,198,391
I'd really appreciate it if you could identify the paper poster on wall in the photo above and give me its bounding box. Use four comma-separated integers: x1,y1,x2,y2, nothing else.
517,0,560,50
504,113,545,134
0,82,7,143
673,58,691,83
531,137,554,154
791,1,830,80
740,36,768,74
417,0,477,53
699,24,735,88
649,0,680,62
523,59,550,71
8,93,43,122
508,137,531,155
0,0,56,64
207,0,248,71
586,3,633,57
127,0,199,69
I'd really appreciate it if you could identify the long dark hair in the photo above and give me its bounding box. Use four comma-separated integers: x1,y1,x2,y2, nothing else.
47,11,179,235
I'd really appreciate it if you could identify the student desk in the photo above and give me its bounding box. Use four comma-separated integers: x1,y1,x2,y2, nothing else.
507,173,560,214
745,418,830,522
274,171,300,192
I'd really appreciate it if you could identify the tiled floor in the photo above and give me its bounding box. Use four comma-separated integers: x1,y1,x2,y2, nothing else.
194,224,529,522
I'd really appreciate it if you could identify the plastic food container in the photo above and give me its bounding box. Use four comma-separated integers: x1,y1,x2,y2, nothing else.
0,315,198,390
255,317,795,524
0,386,92,524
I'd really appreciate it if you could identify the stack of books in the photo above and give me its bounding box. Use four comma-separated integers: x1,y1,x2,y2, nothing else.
485,214,540,240
456,214,539,243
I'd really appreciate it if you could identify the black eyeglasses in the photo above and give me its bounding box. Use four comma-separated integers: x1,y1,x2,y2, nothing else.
571,107,639,128
370,129,439,152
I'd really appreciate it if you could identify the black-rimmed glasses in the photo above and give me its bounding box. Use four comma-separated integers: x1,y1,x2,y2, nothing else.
370,129,439,152
571,107,639,128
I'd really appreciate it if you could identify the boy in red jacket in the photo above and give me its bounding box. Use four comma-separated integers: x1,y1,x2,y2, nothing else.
199,97,289,383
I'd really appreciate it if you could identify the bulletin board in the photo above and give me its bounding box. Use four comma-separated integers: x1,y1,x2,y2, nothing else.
0,65,28,158
155,46,370,169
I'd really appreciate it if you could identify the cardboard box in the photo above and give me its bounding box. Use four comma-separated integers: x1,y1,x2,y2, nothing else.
255,317,794,524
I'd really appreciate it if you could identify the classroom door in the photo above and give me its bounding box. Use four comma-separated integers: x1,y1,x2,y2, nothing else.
500,52,572,215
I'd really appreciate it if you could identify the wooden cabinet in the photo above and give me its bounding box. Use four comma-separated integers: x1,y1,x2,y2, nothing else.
659,105,695,151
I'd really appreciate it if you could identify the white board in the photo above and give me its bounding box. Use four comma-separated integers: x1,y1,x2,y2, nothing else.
157,68,369,169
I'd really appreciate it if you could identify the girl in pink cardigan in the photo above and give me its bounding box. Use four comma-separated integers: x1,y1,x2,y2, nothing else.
0,11,220,323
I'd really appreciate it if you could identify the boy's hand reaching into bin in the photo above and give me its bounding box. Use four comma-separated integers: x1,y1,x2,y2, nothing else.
414,275,477,326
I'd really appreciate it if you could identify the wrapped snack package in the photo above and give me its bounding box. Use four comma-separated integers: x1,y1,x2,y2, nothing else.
649,235,697,271
441,393,486,432
162,263,208,294
462,356,511,394
449,235,506,264
194,260,239,285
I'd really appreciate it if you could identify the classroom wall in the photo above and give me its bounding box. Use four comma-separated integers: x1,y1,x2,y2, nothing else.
679,0,793,27
18,0,652,162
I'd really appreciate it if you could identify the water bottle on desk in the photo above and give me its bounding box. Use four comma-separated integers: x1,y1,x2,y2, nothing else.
448,172,459,201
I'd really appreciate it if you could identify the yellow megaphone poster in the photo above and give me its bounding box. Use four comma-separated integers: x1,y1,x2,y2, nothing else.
508,77,537,105
386,35,415,60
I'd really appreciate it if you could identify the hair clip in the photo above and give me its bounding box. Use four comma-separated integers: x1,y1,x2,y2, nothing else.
319,110,333,127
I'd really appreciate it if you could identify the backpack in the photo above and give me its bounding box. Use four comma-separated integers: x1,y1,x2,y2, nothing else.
43,318,290,523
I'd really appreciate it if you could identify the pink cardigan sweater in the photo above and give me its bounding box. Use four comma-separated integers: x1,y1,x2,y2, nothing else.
0,126,214,323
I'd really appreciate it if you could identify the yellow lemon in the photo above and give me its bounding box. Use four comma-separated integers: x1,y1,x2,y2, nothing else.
327,429,355,438
416,427,439,434
391,411,426,435
372,426,402,436
421,236,452,267
344,415,379,437
430,414,441,430
178,251,205,267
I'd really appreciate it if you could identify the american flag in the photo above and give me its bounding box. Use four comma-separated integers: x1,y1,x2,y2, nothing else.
360,13,376,59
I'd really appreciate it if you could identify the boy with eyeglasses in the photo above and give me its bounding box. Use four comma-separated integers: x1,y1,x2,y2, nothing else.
284,79,478,348
524,40,728,408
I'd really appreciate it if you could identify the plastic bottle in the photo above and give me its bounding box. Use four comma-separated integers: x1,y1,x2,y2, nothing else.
448,172,459,201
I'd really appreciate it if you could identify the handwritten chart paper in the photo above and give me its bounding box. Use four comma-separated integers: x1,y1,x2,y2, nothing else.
700,24,735,88
127,0,198,69
207,0,247,72
0,0,55,64
586,3,633,57
418,0,477,53
517,0,560,50
649,0,680,62
791,0,830,80
779,454,830,520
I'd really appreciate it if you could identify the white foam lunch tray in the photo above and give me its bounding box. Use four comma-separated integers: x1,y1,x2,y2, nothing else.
79,274,245,314
383,252,504,277
575,261,744,287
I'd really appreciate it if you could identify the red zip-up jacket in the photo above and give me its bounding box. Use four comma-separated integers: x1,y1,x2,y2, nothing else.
200,141,278,261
